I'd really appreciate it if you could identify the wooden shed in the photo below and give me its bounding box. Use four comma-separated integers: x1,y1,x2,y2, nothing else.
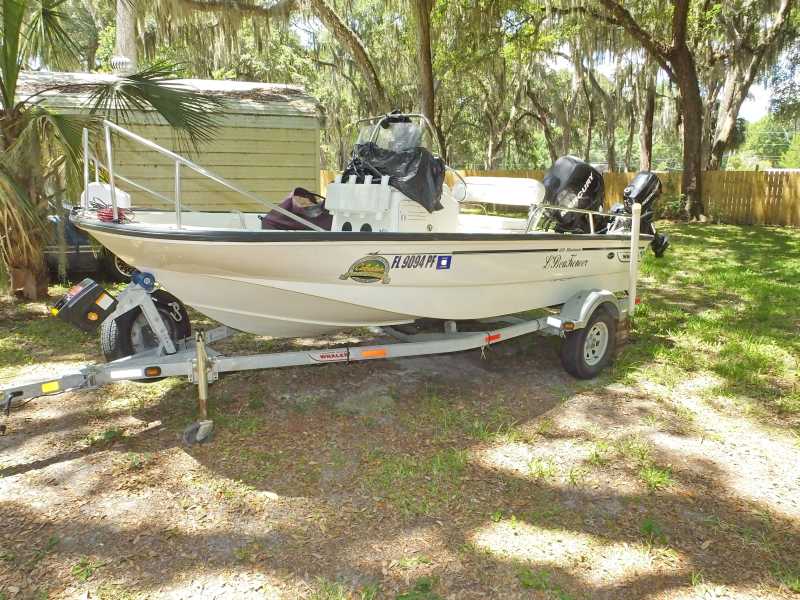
18,71,322,212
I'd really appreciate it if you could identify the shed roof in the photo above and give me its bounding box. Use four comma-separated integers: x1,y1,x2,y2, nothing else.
16,71,320,118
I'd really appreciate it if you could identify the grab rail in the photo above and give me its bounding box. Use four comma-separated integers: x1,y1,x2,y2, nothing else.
525,202,634,234
82,121,323,231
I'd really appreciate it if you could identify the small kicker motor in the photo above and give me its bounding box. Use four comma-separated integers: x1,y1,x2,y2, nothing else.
606,171,670,257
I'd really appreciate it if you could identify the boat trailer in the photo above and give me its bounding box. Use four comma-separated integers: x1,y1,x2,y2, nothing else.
2,213,643,444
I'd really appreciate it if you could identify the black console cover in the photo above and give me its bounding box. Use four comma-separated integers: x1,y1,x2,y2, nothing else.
343,142,446,213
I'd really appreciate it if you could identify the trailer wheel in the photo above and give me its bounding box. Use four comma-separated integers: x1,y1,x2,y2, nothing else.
100,290,191,362
560,307,617,379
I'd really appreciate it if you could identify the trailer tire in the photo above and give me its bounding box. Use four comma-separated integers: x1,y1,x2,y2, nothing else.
100,290,191,363
560,307,616,379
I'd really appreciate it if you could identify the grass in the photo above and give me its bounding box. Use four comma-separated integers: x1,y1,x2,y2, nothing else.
71,556,102,582
309,578,380,600
640,516,667,546
0,284,97,378
639,465,675,491
395,577,442,600
84,427,125,447
517,568,575,599
365,448,468,515
528,457,557,480
771,562,800,593
617,224,800,428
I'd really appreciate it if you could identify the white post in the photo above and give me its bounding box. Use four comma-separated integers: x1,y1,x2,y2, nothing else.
82,128,89,209
175,161,182,229
103,123,119,221
628,202,642,317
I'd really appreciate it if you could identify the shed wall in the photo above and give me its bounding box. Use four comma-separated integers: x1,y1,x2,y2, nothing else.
107,116,320,212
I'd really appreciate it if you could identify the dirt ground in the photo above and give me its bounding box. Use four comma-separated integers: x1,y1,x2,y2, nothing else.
1,226,800,599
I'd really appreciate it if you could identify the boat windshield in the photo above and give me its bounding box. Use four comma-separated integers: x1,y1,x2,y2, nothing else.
355,120,430,153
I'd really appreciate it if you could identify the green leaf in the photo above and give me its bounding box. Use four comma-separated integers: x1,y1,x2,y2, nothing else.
0,0,25,110
86,62,225,152
22,0,81,71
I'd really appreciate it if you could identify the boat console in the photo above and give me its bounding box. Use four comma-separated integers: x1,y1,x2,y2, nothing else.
325,173,460,233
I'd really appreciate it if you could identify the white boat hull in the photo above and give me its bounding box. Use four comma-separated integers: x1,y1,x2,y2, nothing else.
77,217,650,337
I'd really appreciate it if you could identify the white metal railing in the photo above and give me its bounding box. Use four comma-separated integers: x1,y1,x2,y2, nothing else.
82,121,323,231
525,202,636,234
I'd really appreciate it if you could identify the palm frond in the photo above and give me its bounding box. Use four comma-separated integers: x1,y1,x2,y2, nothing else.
0,0,25,111
0,162,42,260
86,62,225,151
23,0,81,71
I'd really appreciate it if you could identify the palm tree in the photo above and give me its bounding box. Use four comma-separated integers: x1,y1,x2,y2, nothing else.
0,0,221,299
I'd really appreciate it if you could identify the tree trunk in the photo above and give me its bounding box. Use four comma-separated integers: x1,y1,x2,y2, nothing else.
671,47,704,218
114,0,138,72
86,35,99,71
582,80,594,162
411,0,446,160
588,69,617,172
526,89,559,164
707,60,756,170
308,0,389,112
624,108,635,171
0,136,50,300
639,70,656,171
707,0,793,170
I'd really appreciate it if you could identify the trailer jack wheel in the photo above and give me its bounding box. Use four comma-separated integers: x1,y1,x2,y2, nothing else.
183,419,214,445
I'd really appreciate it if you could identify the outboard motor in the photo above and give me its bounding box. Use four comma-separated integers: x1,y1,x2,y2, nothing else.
606,171,670,257
541,156,604,234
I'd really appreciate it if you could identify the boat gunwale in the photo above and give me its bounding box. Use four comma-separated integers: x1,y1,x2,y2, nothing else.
74,217,655,244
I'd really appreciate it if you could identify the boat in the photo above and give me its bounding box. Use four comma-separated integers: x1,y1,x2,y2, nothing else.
1,114,665,440
72,114,659,340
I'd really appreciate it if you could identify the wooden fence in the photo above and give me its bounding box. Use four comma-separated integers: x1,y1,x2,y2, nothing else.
320,169,800,227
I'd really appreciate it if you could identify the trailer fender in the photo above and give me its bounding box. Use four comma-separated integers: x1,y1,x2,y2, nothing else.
546,289,620,332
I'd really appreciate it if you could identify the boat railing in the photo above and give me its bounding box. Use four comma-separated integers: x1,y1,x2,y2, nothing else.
81,121,323,231
525,202,635,234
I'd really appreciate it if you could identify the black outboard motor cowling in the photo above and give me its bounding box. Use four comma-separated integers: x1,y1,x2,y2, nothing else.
607,170,670,257
623,171,661,212
542,156,604,234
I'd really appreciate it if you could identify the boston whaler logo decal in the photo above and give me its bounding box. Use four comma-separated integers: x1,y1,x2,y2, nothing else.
340,254,391,284
543,250,589,270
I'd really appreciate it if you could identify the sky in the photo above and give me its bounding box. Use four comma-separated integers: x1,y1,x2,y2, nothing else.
740,84,770,122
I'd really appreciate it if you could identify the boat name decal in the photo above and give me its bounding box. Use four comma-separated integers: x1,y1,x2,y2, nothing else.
543,253,590,270
389,254,452,270
339,255,391,284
